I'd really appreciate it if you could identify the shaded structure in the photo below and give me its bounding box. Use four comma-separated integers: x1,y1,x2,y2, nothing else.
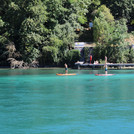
75,62,134,69
74,42,96,62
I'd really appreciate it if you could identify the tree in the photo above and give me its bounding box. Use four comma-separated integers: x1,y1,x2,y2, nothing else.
93,4,129,63
40,0,92,66
93,5,114,43
101,0,134,22
19,0,48,63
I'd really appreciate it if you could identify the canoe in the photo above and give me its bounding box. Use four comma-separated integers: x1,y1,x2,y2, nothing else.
95,74,115,76
56,73,76,76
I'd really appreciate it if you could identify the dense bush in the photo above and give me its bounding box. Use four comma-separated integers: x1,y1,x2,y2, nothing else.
84,47,90,63
64,49,80,66
42,46,59,65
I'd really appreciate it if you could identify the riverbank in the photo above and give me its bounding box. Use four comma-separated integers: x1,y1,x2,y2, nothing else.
1,66,134,70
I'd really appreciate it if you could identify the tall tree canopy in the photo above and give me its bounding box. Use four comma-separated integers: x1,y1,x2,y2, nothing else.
0,0,93,66
0,0,134,67
101,0,134,22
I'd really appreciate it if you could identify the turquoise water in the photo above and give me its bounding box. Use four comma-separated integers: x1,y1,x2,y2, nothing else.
0,69,134,134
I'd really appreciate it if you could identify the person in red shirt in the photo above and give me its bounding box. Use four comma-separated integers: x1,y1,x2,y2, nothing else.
90,55,92,64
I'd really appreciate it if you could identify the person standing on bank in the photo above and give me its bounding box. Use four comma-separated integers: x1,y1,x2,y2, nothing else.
105,56,108,75
64,63,68,74
90,55,92,64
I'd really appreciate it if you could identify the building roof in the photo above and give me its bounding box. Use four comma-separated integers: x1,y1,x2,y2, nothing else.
74,42,96,48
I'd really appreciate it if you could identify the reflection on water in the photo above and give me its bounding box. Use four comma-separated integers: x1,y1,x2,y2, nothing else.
0,69,134,134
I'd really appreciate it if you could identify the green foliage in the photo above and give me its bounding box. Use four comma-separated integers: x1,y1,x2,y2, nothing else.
129,48,134,63
42,46,59,64
0,17,7,45
93,5,115,43
84,47,90,62
68,0,78,4
49,36,63,47
0,0,133,67
24,47,40,63
101,0,134,22
93,43,105,61
64,49,80,65
93,42,130,63
95,5,114,22
18,0,48,63
93,4,128,45
131,20,134,25
87,0,101,15
107,42,129,63
131,31,134,36
93,17,129,63
92,0,101,6
50,22,78,54
0,17,4,27
78,16,87,24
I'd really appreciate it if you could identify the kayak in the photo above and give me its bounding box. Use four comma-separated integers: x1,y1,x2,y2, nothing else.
95,74,115,76
56,73,76,76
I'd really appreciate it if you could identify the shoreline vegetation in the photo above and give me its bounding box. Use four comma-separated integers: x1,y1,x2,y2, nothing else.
1,65,134,70
0,0,134,68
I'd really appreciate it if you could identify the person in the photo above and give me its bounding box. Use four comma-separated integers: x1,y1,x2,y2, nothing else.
94,60,98,64
105,56,108,75
64,63,68,74
89,55,92,64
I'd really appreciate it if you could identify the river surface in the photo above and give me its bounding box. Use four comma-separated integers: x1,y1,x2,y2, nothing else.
0,69,134,134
